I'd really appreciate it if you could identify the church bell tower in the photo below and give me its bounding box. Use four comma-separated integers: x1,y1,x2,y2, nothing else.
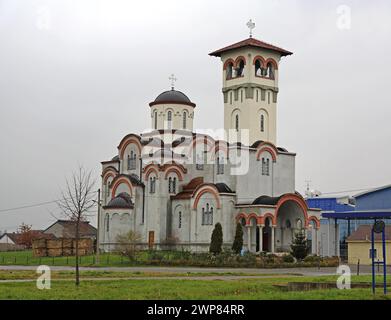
209,20,292,146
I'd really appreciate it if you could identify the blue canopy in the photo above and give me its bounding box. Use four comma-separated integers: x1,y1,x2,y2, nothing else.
322,210,391,220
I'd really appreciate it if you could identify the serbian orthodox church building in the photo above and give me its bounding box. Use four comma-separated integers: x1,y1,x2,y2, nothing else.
99,25,321,254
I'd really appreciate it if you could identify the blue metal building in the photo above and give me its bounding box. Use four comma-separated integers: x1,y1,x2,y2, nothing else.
307,185,391,258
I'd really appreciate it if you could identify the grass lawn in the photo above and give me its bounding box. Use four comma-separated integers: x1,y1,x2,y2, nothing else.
0,250,125,267
0,270,282,280
0,275,389,300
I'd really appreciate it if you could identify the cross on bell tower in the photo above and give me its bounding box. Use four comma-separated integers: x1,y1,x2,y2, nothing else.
169,74,177,90
246,19,255,38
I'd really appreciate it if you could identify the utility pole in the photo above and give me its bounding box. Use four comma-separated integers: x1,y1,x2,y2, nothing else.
96,188,101,265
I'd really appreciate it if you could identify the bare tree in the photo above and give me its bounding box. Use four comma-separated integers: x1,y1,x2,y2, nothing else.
57,167,96,286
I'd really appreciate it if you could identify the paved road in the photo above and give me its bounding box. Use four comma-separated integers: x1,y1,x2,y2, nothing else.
0,264,376,276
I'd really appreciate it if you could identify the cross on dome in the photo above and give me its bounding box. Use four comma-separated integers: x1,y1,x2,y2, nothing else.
169,74,177,90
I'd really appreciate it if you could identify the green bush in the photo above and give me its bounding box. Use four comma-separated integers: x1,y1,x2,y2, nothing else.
282,254,295,263
303,255,321,263
232,223,244,254
209,223,223,255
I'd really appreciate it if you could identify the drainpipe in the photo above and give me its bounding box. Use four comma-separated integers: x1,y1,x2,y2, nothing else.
140,156,145,225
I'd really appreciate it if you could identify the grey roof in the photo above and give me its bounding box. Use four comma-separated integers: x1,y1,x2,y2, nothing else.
105,193,134,209
149,89,196,107
155,89,191,103
252,195,283,206
215,183,235,194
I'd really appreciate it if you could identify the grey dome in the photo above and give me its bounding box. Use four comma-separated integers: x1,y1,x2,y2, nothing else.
149,89,196,107
105,192,134,209
252,195,282,206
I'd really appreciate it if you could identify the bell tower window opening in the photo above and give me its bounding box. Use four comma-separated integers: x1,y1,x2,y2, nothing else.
266,62,275,79
235,114,239,132
236,59,245,77
260,114,264,132
255,59,265,77
226,62,234,80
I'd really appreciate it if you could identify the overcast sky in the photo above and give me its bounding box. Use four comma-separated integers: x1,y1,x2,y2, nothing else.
1,0,390,231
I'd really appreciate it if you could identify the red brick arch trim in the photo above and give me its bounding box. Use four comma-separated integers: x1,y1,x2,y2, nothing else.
164,166,184,181
265,58,278,70
103,171,116,184
308,216,321,229
275,194,309,227
192,186,221,210
223,58,235,70
144,166,159,179
256,146,277,162
253,55,266,67
111,177,133,198
234,56,246,67
118,135,142,159
102,167,118,183
246,213,259,226
236,213,247,223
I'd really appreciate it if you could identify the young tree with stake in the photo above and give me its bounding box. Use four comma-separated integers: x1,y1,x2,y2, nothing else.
57,167,96,286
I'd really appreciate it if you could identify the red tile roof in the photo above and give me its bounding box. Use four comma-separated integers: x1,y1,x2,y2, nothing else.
347,225,391,242
209,37,293,57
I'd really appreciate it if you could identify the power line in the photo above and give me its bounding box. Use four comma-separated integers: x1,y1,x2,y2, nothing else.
0,191,98,214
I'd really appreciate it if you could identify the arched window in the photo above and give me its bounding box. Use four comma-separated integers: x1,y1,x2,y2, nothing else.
183,111,187,129
167,111,172,129
260,114,264,132
196,153,204,170
202,203,213,225
235,114,239,131
172,177,177,194
217,156,224,175
149,177,156,194
178,211,182,228
128,151,137,170
105,214,110,232
266,158,270,176
168,177,177,194
154,111,158,129
168,177,172,193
